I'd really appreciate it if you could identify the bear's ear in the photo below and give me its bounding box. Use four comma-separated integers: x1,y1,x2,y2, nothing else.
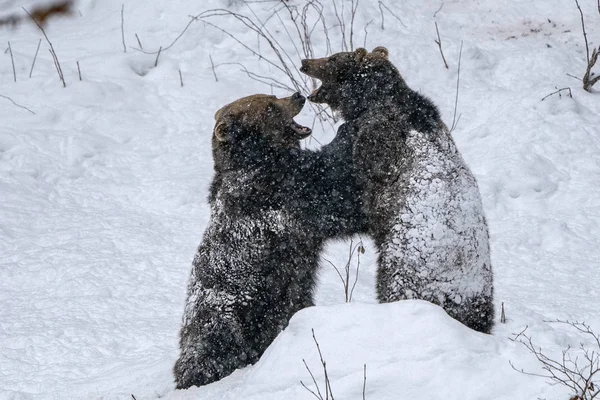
354,48,368,63
214,121,229,142
371,46,389,59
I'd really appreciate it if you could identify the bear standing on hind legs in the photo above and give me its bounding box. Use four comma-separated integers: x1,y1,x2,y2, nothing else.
173,93,366,389
301,47,495,333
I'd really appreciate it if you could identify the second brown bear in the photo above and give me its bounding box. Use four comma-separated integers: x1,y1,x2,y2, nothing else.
301,47,495,333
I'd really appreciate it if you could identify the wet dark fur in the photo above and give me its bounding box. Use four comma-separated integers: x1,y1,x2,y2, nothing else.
301,49,494,334
173,95,365,389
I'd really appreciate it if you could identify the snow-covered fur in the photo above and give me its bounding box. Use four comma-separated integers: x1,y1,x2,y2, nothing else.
301,47,494,333
173,93,365,389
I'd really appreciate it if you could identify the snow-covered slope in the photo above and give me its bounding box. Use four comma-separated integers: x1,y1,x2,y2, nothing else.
1,0,599,399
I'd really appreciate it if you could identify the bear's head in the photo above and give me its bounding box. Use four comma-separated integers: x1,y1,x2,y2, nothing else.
212,93,312,170
300,47,407,119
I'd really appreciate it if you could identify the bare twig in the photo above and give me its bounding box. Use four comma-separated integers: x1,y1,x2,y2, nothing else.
378,1,407,30
500,302,506,323
349,0,359,50
49,48,66,87
301,358,324,400
331,0,347,51
510,321,600,400
135,33,143,50
363,19,374,48
574,0,600,92
574,0,590,64
77,60,82,81
154,46,162,67
23,6,66,87
29,39,41,78
349,240,364,302
541,87,572,101
0,94,35,115
567,72,583,81
209,54,219,82
214,61,294,91
450,41,463,132
583,47,600,92
434,22,449,69
433,2,444,18
8,41,16,82
301,329,369,399
362,364,367,400
121,4,126,53
324,239,363,302
130,14,200,55
179,69,184,87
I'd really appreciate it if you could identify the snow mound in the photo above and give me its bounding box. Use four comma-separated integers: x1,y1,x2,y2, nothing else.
167,301,561,400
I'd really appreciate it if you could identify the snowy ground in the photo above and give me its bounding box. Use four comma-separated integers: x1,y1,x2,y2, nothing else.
1,0,599,399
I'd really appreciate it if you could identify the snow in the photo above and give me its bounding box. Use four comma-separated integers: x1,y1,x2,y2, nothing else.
1,0,599,399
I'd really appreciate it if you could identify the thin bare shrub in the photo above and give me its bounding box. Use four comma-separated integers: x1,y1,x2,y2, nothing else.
301,328,367,399
574,0,600,92
324,239,364,303
510,321,600,400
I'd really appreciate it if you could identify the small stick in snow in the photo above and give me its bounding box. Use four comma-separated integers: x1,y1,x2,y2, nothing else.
23,6,66,87
154,46,162,67
8,41,16,82
29,38,41,78
574,0,600,92
566,72,583,81
500,302,506,323
311,329,335,400
362,364,367,400
77,61,82,81
363,19,374,48
135,33,143,50
433,2,444,18
209,54,219,82
121,4,126,53
301,358,324,400
574,0,590,64
179,69,183,87
434,22,449,69
0,93,35,114
450,41,463,133
378,1,407,31
541,87,572,101
49,48,66,87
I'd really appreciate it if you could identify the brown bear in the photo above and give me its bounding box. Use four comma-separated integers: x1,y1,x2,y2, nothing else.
300,47,495,334
173,93,366,389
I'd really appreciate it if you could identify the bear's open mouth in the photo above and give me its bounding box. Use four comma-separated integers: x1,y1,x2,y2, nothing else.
288,120,312,139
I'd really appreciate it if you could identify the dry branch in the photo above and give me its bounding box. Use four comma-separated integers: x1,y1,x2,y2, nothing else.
378,1,407,30
510,322,600,400
29,39,41,78
574,0,600,92
434,22,449,69
450,41,463,132
324,239,364,303
8,41,16,82
121,4,127,53
541,87,572,101
23,6,66,87
0,94,35,114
